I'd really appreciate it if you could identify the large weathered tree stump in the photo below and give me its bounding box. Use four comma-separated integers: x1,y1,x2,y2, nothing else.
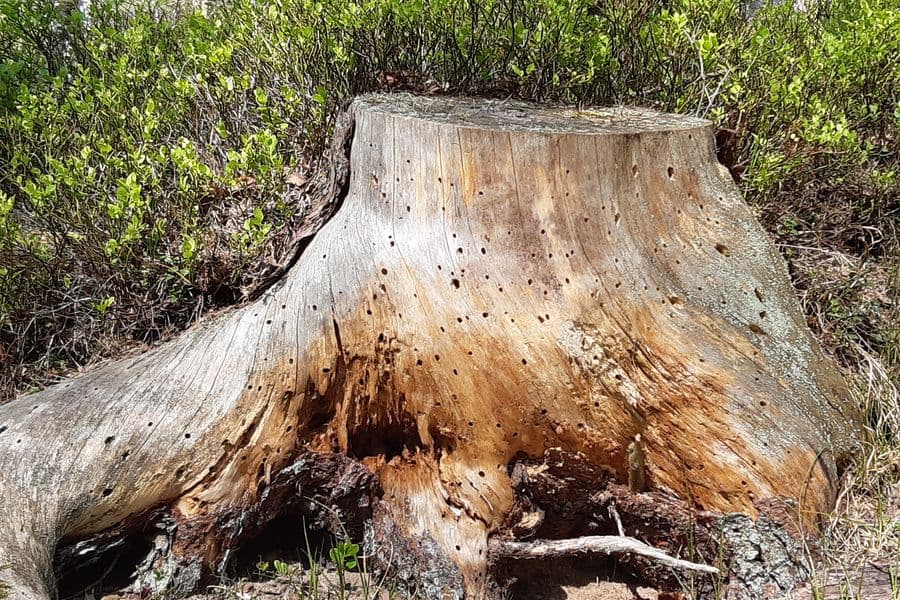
0,95,862,600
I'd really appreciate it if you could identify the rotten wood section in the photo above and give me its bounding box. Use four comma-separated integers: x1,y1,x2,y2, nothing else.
0,94,862,600
489,448,818,599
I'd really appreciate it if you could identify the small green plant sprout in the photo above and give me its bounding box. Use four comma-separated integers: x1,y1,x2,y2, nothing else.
94,296,116,317
330,540,360,599
255,558,291,578
890,563,899,600
330,541,360,570
273,558,291,577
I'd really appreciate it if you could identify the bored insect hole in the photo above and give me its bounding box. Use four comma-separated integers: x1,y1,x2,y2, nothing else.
667,166,674,178
451,278,460,289
715,244,730,256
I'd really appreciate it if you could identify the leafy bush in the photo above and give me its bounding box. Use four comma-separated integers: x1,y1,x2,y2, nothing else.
0,0,897,401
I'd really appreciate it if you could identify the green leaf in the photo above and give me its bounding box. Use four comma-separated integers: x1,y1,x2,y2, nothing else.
181,235,198,262
312,85,327,106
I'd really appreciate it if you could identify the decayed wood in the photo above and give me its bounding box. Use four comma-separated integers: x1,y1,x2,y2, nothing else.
0,94,862,600
492,448,814,599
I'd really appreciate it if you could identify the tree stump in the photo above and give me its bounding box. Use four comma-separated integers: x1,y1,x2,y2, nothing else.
0,94,862,600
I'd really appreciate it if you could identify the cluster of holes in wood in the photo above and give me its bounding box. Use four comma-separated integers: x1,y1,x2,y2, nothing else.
368,161,737,314
366,227,762,341
10,152,765,501
234,162,773,391
345,209,772,480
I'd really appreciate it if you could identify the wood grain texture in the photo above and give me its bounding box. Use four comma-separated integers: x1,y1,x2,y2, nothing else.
0,94,862,600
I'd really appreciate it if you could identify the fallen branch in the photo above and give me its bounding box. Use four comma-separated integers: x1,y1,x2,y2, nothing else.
489,536,720,576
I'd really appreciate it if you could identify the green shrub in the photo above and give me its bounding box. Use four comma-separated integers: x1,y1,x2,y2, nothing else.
0,0,897,400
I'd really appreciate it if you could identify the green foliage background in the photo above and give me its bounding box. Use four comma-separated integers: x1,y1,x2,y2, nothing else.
0,0,897,404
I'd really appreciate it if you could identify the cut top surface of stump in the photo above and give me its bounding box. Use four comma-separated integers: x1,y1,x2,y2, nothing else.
355,93,711,133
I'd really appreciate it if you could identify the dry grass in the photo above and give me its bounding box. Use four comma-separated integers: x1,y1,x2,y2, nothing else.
821,360,900,574
754,167,899,596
